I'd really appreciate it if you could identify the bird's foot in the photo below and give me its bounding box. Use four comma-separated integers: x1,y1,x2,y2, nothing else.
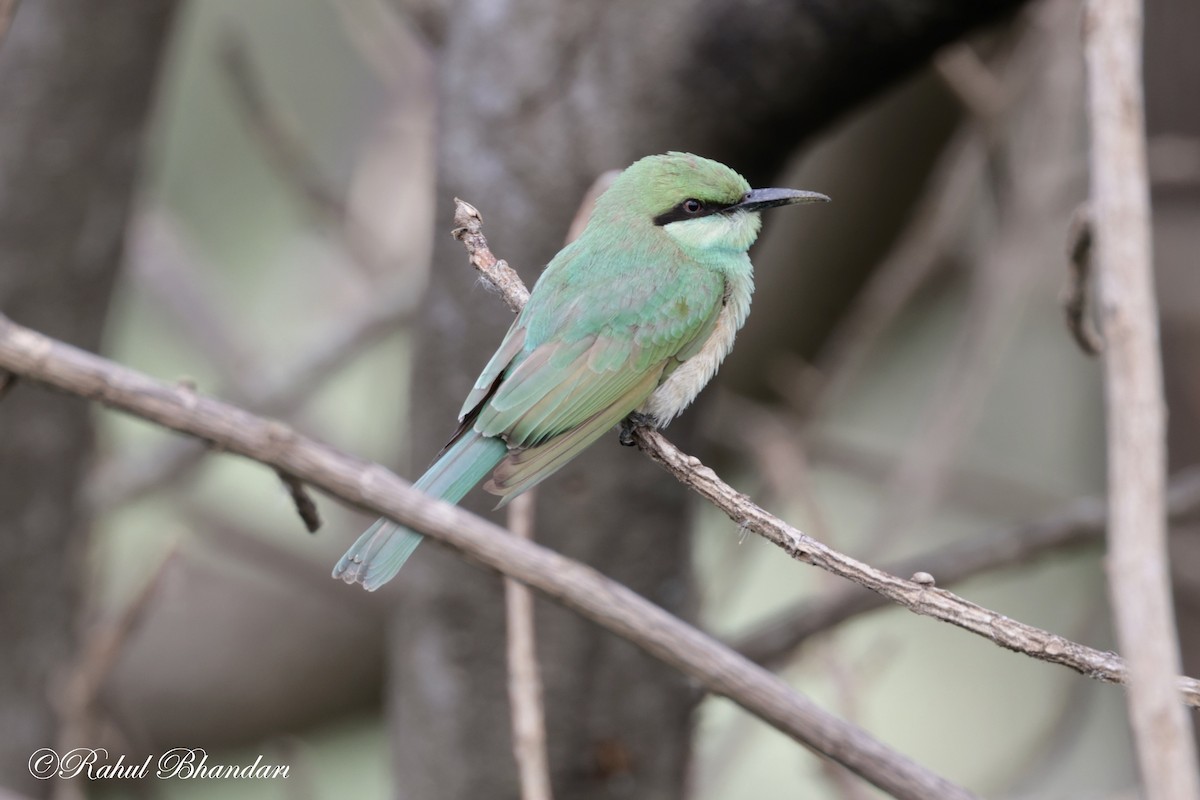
619,412,655,446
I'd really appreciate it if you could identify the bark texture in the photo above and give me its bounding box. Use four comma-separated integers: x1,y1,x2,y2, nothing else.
0,1,178,795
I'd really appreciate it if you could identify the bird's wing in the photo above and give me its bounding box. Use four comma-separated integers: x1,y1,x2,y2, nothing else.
459,321,526,420
458,246,726,504
483,365,663,502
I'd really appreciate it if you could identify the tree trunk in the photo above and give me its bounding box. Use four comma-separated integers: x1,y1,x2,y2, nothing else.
0,1,177,795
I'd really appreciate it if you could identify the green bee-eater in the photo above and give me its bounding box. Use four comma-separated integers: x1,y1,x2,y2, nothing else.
334,152,827,590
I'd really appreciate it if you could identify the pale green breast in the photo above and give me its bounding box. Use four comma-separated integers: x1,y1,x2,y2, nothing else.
639,257,754,425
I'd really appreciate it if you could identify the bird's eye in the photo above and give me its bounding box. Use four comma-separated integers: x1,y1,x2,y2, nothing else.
683,199,704,215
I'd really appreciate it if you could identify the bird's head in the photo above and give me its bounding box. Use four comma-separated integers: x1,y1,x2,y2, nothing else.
591,152,828,259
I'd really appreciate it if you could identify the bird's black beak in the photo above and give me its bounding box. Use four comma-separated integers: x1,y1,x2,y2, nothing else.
736,188,829,212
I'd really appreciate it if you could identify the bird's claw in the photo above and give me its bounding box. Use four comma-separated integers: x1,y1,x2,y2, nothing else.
619,413,654,446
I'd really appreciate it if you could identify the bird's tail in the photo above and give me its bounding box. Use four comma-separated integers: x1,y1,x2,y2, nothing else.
333,429,508,591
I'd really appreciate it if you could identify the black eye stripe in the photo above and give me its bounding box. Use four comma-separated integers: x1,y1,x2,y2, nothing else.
652,197,742,226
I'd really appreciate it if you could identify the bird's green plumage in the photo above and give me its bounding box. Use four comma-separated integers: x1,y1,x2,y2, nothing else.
332,429,508,589
466,153,746,497
334,152,825,590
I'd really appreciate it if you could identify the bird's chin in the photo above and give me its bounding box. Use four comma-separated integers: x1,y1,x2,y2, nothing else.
662,210,762,255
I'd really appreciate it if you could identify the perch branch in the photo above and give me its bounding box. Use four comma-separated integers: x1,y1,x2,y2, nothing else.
734,466,1200,668
0,313,974,800
449,197,1200,708
452,200,530,311
1084,0,1200,794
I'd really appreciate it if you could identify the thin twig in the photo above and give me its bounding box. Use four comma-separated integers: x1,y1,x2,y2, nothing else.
0,314,976,800
448,197,1200,707
632,424,1200,705
276,468,322,532
505,491,553,800
733,466,1200,668
1084,0,1200,794
452,199,530,312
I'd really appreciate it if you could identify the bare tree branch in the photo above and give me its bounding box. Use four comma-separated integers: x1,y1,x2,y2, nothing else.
450,196,1200,707
505,492,553,800
1083,0,1200,793
0,313,976,800
452,199,530,311
631,424,1200,705
734,466,1200,668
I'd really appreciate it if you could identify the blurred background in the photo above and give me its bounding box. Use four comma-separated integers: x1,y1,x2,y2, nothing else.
1,0,1198,798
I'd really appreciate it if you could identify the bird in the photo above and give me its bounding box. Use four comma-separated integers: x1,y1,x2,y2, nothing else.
334,151,827,590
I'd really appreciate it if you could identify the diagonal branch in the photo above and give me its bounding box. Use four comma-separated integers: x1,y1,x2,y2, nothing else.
450,197,1200,708
0,313,975,800
632,425,1200,704
733,466,1200,668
